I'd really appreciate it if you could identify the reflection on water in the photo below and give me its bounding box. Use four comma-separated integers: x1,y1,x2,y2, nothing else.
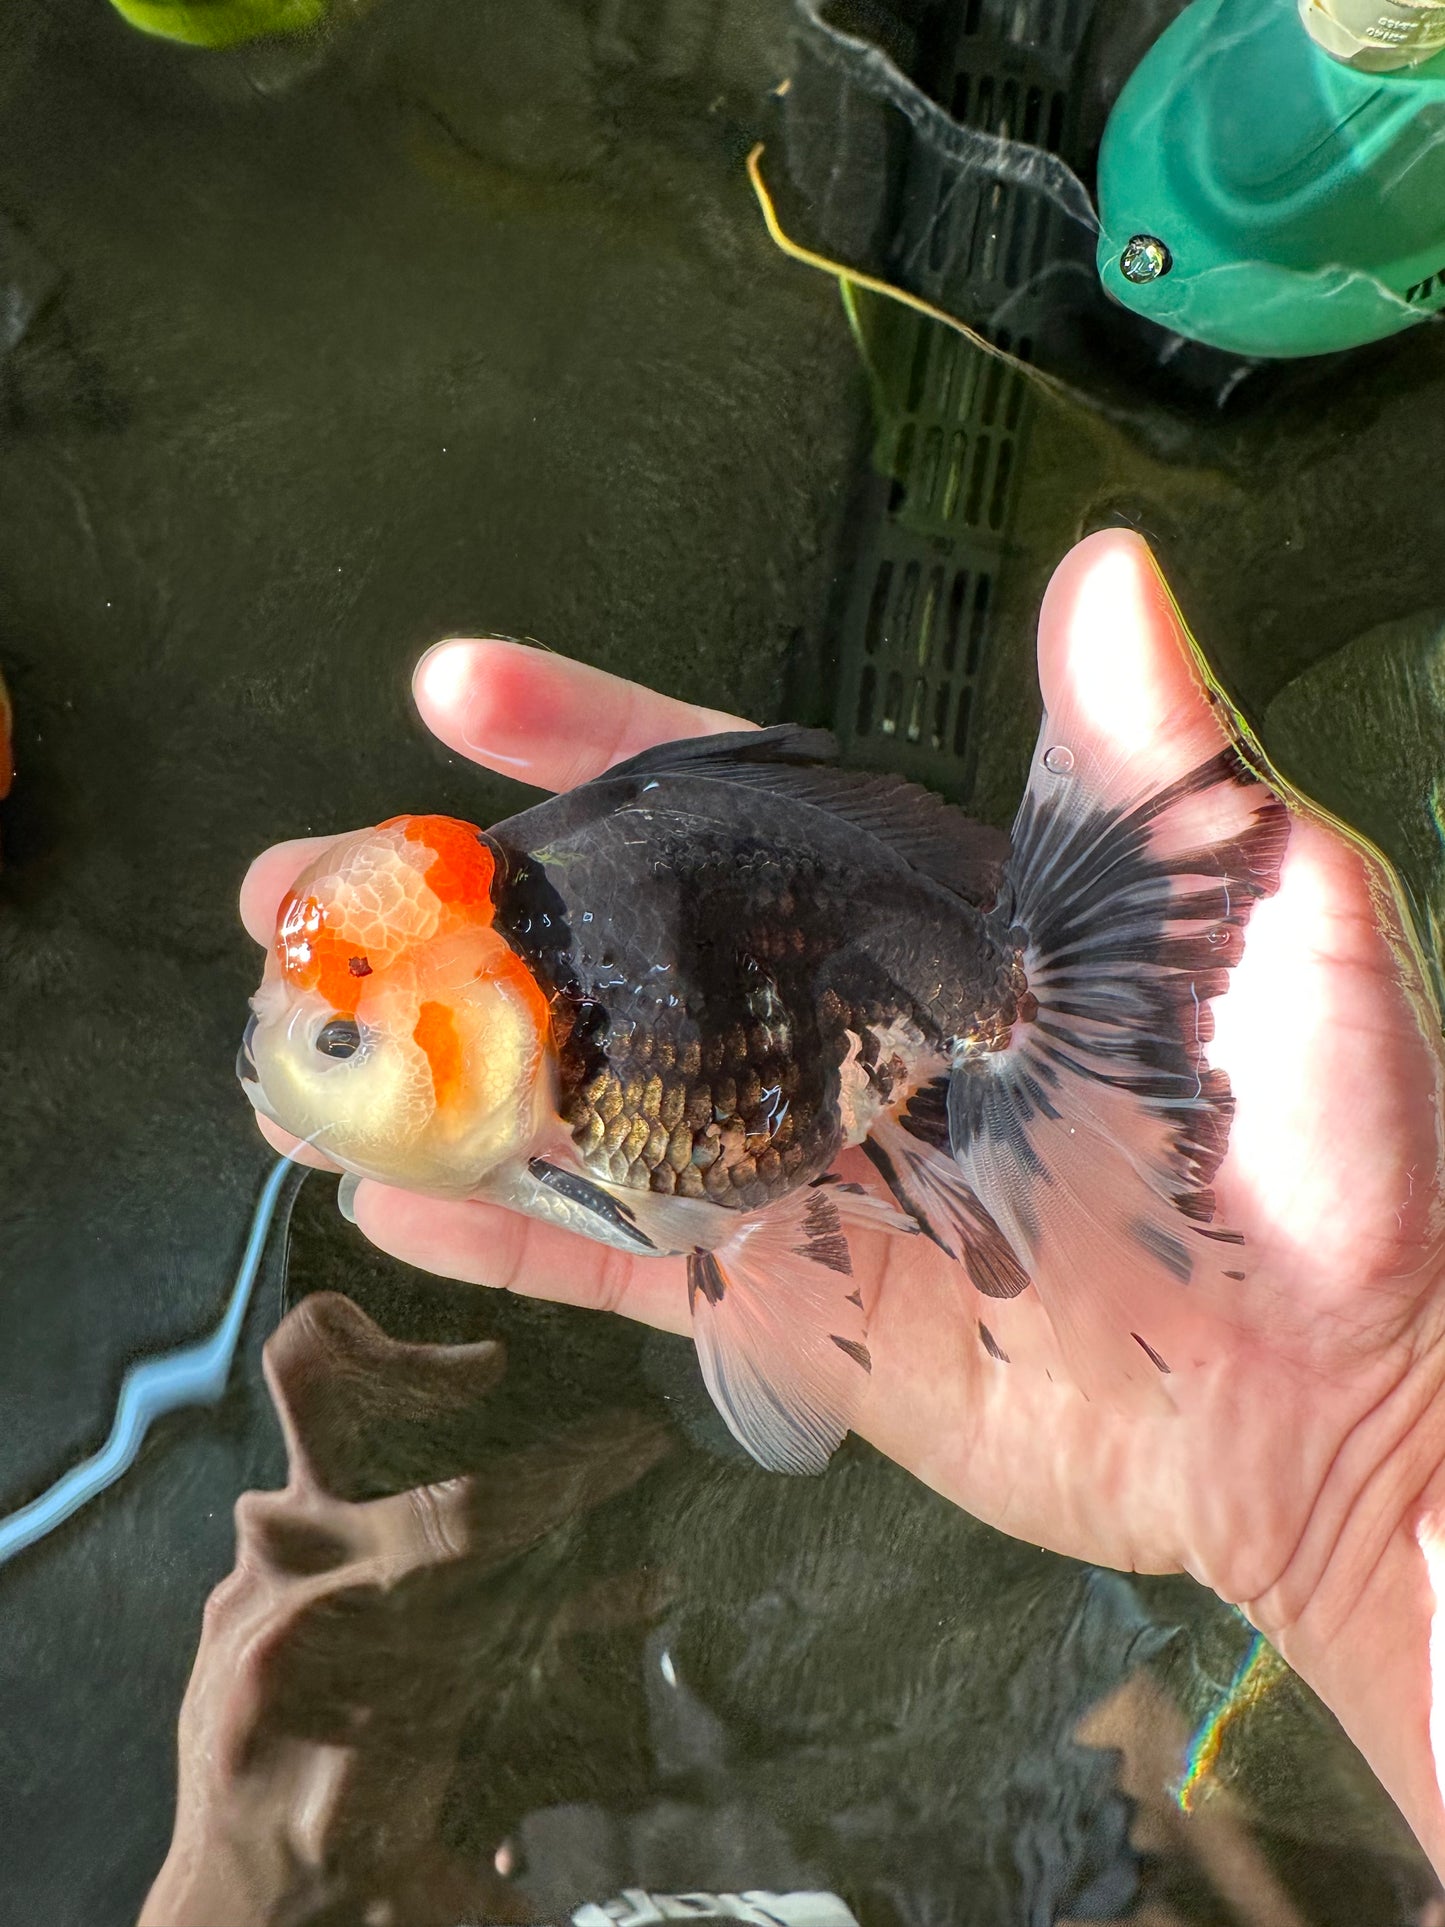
1,0,1444,1922
138,1291,670,1927
128,1273,1442,1924
114,1286,1366,1925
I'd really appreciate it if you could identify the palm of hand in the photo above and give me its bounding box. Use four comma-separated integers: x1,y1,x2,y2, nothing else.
243,532,1445,1634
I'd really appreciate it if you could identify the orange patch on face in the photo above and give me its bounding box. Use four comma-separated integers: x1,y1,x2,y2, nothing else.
413,999,465,1110
397,816,496,916
276,891,361,1013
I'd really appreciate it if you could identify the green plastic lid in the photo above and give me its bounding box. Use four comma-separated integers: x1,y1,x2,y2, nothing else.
1097,0,1445,356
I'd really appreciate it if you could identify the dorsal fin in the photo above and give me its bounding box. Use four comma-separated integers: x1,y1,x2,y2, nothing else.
606,726,1009,905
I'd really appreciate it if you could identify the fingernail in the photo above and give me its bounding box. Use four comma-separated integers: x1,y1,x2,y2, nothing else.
412,638,475,716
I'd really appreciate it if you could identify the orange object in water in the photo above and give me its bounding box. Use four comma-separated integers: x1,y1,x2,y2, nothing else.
0,668,12,801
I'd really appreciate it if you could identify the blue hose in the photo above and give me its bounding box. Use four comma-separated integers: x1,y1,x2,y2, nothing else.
0,1154,309,1566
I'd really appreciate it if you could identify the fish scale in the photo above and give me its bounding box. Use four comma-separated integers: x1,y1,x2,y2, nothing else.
547,894,907,1212
492,793,1003,1214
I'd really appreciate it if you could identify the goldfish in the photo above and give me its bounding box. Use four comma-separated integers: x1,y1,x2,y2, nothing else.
240,708,1288,1473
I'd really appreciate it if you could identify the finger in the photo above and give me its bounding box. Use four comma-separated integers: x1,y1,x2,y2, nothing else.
239,835,336,947
238,647,748,948
412,638,752,795
351,1180,692,1337
1036,528,1228,793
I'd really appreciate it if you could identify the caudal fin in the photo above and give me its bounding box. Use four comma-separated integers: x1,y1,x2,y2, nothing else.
943,710,1289,1400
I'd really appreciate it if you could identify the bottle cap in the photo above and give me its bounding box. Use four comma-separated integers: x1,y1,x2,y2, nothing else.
1299,0,1445,69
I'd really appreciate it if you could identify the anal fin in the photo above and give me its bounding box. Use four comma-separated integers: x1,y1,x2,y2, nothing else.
686,1177,911,1475
864,1096,1029,1300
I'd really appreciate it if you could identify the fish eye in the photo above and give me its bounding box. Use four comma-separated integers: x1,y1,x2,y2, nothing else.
315,1016,362,1060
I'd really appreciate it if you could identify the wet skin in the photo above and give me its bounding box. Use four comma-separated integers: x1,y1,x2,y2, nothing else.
242,530,1445,1871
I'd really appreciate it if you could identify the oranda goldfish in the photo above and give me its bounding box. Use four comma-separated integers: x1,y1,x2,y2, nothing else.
240,708,1287,1472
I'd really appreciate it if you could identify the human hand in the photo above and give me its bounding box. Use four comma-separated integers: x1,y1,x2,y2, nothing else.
241,530,1445,1869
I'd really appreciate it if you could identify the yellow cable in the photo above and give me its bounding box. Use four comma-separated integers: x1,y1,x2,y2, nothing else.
745,142,1073,409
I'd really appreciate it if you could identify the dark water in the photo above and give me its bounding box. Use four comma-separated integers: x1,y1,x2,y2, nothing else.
1,2,1443,1923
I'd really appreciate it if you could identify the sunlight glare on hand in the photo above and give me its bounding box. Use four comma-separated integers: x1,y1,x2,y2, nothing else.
1418,1512,1445,1816
1210,839,1338,1262
1066,543,1168,762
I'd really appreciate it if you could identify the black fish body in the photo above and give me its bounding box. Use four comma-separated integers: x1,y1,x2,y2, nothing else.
487,730,1023,1217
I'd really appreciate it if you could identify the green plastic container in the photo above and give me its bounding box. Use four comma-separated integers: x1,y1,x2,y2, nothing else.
1096,0,1445,357
109,0,327,50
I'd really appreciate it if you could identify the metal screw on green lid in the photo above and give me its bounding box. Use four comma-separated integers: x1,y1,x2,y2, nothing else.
1120,235,1173,284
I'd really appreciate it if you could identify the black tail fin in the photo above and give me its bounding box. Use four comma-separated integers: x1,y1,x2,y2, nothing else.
944,717,1288,1399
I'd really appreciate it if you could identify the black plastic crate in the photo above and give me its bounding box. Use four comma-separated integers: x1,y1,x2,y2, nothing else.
783,0,1099,799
